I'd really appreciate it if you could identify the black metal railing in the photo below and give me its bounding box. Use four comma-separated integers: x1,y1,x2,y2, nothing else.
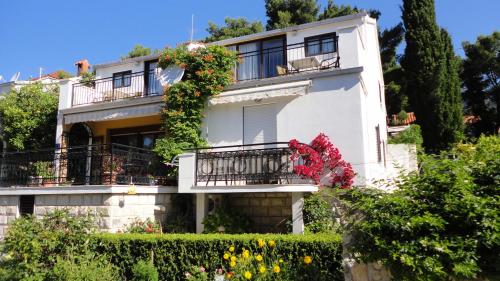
0,143,175,187
234,38,340,82
195,142,309,186
72,70,161,106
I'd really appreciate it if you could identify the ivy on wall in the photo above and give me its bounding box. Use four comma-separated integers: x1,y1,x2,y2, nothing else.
154,45,237,161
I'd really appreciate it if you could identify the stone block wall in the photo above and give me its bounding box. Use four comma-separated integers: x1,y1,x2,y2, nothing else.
0,196,19,238
0,192,173,238
225,192,292,233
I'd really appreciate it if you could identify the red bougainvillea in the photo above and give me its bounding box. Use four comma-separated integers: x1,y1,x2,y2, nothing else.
289,133,355,189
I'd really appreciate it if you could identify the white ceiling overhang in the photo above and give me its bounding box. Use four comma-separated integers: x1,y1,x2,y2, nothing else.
64,103,162,124
209,80,312,106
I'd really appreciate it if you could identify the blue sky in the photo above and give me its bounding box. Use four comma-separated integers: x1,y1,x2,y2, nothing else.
0,0,498,80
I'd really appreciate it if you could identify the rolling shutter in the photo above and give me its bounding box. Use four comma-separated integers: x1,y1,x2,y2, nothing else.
243,104,277,145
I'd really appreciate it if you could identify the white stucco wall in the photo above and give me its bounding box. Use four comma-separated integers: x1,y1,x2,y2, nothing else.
95,61,145,79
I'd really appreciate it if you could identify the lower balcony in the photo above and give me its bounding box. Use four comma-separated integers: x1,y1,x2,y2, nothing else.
178,142,317,193
0,144,176,188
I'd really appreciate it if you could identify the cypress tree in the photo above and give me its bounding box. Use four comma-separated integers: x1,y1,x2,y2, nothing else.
439,29,463,145
401,0,448,151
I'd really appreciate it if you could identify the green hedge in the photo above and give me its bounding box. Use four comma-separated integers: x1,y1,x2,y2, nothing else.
90,233,343,281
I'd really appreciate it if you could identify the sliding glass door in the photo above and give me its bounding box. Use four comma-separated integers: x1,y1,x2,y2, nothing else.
233,37,285,81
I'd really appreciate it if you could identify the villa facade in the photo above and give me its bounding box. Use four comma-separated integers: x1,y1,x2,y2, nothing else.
0,12,415,237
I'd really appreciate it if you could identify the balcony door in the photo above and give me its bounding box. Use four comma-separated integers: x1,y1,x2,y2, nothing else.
233,37,285,81
144,60,160,96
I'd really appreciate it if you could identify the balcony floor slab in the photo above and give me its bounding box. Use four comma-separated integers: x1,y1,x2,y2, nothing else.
184,184,318,194
0,185,177,196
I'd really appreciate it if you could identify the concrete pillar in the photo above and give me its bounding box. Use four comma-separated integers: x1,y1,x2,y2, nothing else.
292,192,304,234
178,152,196,193
196,193,209,233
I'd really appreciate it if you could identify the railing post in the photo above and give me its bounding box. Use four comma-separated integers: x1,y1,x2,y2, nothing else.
109,145,114,185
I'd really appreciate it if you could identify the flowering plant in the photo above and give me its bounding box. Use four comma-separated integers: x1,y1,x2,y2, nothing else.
124,218,162,234
289,133,355,189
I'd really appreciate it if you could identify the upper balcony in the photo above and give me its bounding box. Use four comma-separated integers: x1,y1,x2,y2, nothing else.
70,37,340,107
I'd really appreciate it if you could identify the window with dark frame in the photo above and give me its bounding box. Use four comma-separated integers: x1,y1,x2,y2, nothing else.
113,71,132,88
305,33,337,57
19,195,35,216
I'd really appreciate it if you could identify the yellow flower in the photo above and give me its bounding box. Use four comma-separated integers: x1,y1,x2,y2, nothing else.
230,256,237,262
257,239,265,248
242,250,250,259
273,265,281,273
223,253,230,260
304,255,313,265
226,272,234,279
279,258,284,263
229,260,236,267
255,254,263,262
243,271,252,279
229,246,235,252
259,266,266,274
268,240,276,248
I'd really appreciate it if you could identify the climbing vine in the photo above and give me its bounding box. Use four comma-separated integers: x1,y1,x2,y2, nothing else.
154,45,237,161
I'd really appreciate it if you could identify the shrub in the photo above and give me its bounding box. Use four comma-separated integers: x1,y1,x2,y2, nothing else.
90,233,343,281
388,124,423,145
131,260,159,281
125,218,162,234
343,136,500,281
202,205,252,234
49,252,120,281
303,190,338,234
0,209,96,279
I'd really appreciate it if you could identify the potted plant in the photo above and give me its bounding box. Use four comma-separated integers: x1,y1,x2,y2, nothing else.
33,161,56,187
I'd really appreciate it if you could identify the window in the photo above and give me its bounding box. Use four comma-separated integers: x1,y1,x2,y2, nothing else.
375,125,382,163
19,195,35,216
229,37,285,81
305,33,337,57
113,71,132,88
109,125,163,149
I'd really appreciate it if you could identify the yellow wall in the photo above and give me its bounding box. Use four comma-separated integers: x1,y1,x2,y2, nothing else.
86,115,162,143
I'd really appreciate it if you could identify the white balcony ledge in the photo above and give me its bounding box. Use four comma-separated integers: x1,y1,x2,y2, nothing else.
183,184,318,194
0,185,177,196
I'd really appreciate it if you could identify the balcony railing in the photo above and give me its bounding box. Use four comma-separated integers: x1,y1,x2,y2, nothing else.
233,39,340,82
71,38,340,107
0,144,175,187
195,142,309,186
72,70,161,106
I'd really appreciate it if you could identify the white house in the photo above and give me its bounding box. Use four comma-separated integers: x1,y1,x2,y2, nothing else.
0,12,403,237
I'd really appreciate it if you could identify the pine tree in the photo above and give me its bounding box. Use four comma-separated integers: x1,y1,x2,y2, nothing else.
205,17,263,43
439,29,463,144
265,0,319,30
401,0,447,151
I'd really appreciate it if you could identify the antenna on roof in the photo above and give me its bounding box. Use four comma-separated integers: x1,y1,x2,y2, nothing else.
190,14,194,42
39,67,44,80
10,72,20,82
0,75,3,82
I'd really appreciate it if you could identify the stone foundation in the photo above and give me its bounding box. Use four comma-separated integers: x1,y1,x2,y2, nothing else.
225,192,292,233
0,186,176,238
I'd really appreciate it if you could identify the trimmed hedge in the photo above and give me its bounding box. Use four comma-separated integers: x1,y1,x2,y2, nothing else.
90,233,343,280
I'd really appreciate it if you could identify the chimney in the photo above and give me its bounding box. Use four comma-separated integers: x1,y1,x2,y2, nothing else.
75,59,90,76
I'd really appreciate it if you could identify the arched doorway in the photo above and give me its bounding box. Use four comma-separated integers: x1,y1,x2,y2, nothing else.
67,123,93,184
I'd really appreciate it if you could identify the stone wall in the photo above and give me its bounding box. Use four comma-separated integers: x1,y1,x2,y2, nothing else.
34,193,173,232
0,196,19,238
225,192,292,233
0,191,174,238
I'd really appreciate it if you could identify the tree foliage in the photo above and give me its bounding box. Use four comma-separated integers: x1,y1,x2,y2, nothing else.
461,31,500,136
122,44,153,60
265,0,319,30
343,136,500,281
318,0,359,20
205,17,263,43
401,0,462,152
0,82,58,151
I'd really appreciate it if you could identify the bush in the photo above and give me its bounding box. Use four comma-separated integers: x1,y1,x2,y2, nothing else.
90,233,343,281
388,124,423,145
0,209,96,279
343,136,500,281
49,252,120,281
303,190,338,234
131,260,159,281
202,205,252,234
125,218,162,234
